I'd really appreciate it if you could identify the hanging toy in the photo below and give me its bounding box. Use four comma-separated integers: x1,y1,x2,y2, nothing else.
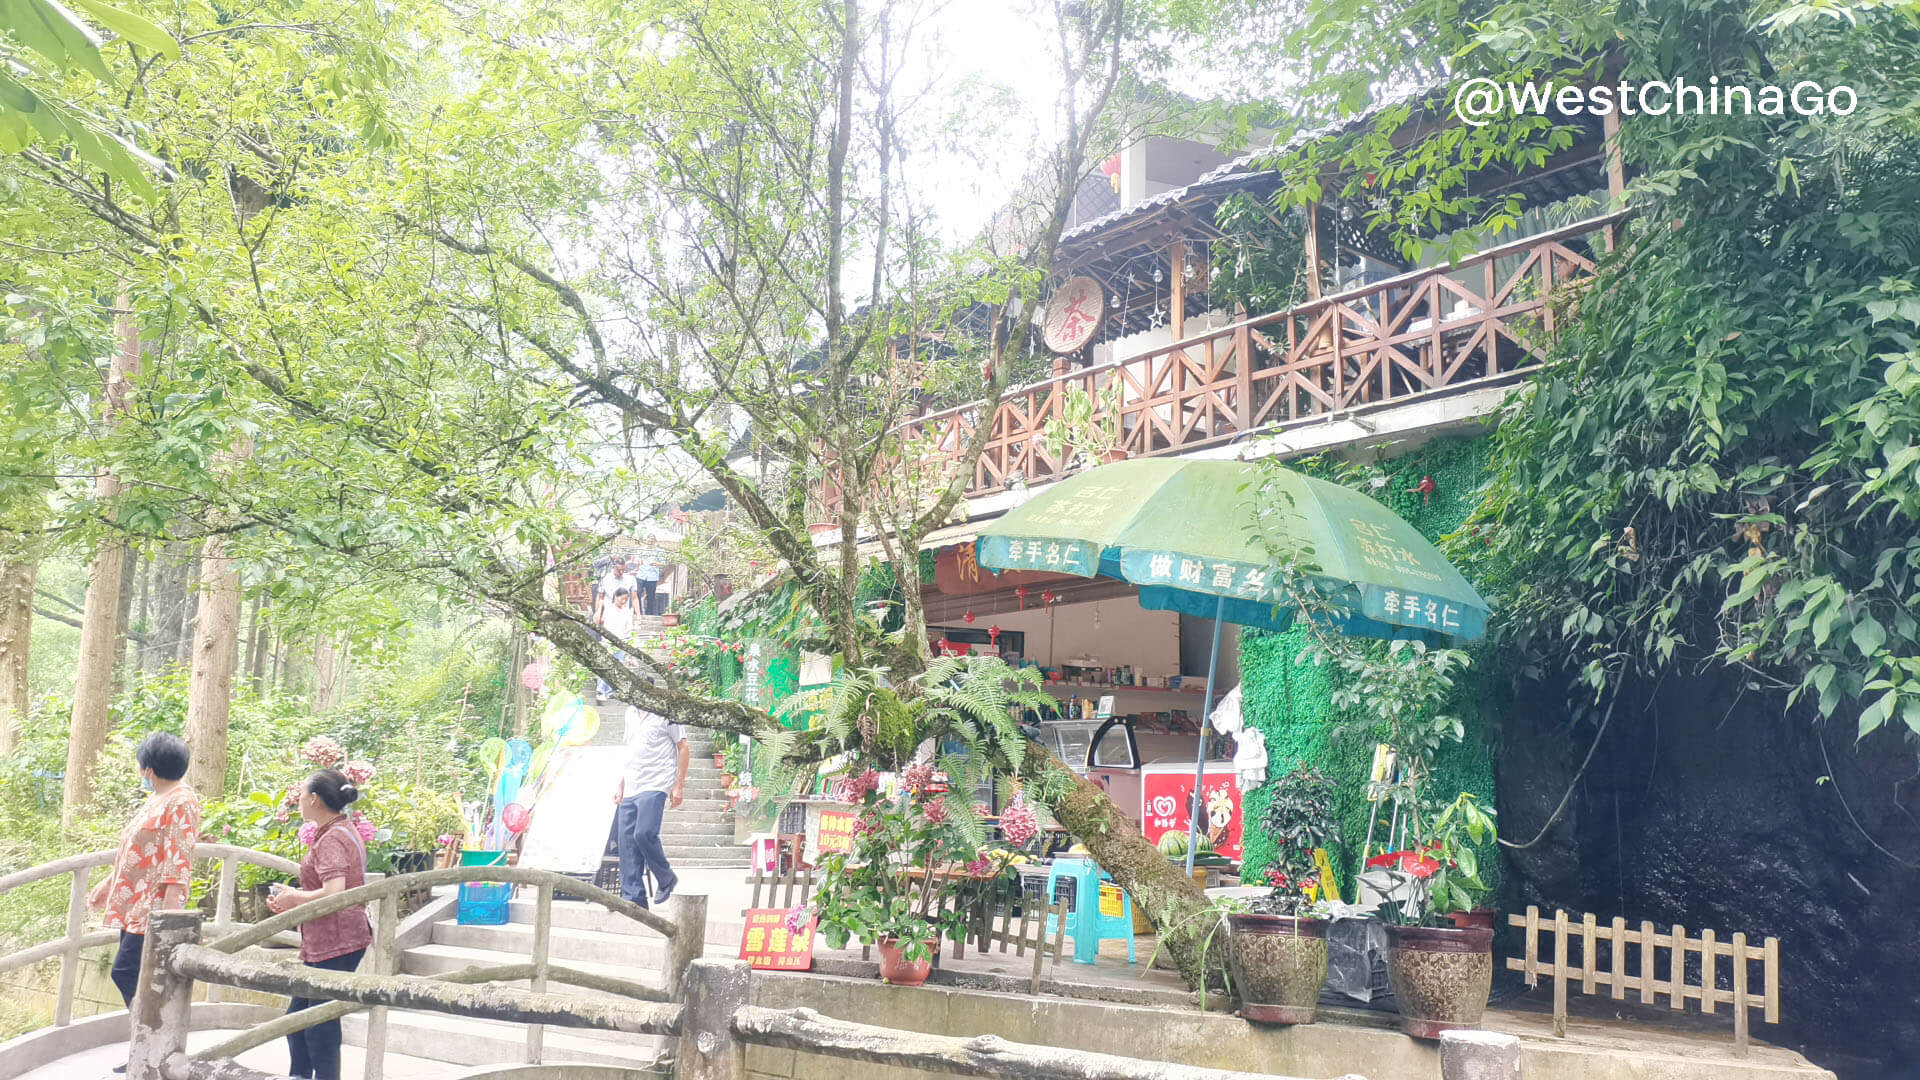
1015,586,1029,610
963,610,976,624
1409,475,1436,507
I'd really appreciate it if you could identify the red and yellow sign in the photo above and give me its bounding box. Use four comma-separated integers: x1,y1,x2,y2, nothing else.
739,909,816,971
817,810,857,854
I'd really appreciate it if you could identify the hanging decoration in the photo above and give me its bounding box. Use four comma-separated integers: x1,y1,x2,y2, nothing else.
987,625,1002,645
1015,585,1029,609
1041,589,1057,611
963,610,976,624
1409,474,1437,507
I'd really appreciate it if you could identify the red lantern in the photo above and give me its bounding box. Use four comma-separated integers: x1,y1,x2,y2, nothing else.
988,625,1002,644
1041,590,1056,611
1015,586,1029,610
963,610,976,624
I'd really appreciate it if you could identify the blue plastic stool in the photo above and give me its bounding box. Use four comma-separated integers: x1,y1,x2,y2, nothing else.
1044,857,1136,965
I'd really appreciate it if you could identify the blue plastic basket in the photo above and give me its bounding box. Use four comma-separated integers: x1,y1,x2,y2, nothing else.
456,850,510,926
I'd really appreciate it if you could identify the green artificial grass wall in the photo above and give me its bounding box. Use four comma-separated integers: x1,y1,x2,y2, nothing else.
1236,436,1502,901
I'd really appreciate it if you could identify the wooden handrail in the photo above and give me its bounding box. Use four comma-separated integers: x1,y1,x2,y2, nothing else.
204,865,681,953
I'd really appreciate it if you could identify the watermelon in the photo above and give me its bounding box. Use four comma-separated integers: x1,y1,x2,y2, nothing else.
1157,831,1189,858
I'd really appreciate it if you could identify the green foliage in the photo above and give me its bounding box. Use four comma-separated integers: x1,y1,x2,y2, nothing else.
1254,764,1338,914
1367,792,1498,926
810,785,981,961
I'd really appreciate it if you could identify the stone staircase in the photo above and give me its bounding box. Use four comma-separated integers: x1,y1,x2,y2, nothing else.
585,686,749,871
342,892,743,1072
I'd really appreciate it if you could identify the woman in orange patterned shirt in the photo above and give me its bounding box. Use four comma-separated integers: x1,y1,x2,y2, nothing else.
88,732,201,1010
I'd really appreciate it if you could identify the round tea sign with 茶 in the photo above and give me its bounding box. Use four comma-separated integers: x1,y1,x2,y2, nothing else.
1042,276,1105,354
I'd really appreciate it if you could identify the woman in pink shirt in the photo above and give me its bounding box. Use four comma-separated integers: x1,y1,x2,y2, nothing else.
266,768,372,1080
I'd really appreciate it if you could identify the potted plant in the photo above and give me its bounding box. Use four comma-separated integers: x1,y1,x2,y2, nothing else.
1230,766,1340,1023
1365,792,1499,1038
810,768,977,986
1038,383,1127,470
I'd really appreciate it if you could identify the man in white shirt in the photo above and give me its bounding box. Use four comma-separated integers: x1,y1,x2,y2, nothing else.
596,557,638,624
612,705,689,907
635,553,663,615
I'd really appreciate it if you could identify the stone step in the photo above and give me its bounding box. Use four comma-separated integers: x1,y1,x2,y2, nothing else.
677,798,729,812
342,1007,671,1070
657,820,733,837
432,919,669,968
667,855,751,869
669,810,732,825
506,898,742,945
662,843,750,860
401,940,658,984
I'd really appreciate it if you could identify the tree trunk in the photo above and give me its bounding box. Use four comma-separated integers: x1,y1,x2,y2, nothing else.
64,296,141,823
0,554,35,755
113,543,137,692
243,592,264,695
184,533,242,794
312,634,340,713
1024,741,1221,988
143,541,194,675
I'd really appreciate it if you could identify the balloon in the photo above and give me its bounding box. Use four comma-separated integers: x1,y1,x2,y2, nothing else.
478,737,508,777
558,708,599,747
540,693,585,739
502,803,531,834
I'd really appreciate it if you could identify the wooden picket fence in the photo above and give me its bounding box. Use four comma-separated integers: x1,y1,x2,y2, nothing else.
745,865,1069,992
1506,906,1780,1053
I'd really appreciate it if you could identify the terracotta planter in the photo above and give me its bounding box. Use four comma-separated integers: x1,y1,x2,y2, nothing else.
1383,924,1494,1038
1098,448,1131,463
1447,908,1496,932
874,938,935,986
1227,914,1329,1024
712,753,727,768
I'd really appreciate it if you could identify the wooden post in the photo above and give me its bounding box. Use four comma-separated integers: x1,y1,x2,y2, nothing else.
1521,906,1539,986
1551,909,1569,1037
1669,924,1686,1010
208,855,238,1005
1700,928,1716,1015
55,868,87,1027
1609,917,1627,1000
1169,240,1187,342
129,910,201,1080
364,886,398,1080
1763,937,1780,1024
1732,931,1750,1056
1639,920,1656,1005
1601,109,1626,252
1303,203,1323,300
664,893,709,1001
1579,912,1596,994
677,958,749,1080
528,883,553,1063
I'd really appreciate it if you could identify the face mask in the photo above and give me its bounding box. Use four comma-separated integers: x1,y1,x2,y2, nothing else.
140,774,153,792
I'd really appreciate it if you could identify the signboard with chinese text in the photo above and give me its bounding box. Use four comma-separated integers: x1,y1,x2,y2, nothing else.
817,810,857,854
739,908,816,971
1098,882,1124,918
1041,276,1105,354
932,543,1074,597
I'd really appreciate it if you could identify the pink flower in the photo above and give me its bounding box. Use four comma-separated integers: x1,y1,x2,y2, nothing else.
282,784,302,807
1000,798,1039,847
342,760,375,785
783,906,810,933
437,833,458,848
963,855,993,877
298,821,318,847
922,801,948,825
301,736,344,767
352,812,378,843
900,762,935,793
834,768,881,803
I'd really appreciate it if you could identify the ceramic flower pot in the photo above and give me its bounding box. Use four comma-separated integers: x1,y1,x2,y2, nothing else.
1383,923,1494,1038
874,937,935,986
1447,908,1497,932
1226,913,1329,1024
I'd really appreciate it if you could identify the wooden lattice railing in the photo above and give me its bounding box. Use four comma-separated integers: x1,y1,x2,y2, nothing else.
866,212,1624,503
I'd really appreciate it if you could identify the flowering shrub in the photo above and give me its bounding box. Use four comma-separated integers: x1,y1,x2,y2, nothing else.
999,796,1039,847
342,760,376,785
811,770,980,965
1251,765,1339,916
301,736,344,767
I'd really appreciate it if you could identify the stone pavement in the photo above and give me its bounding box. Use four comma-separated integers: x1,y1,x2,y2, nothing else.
16,1028,463,1080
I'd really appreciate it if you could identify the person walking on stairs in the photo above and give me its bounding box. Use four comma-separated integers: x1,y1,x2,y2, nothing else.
613,703,689,908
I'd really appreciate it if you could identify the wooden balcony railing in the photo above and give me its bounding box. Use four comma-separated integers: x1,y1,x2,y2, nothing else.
889,212,1622,500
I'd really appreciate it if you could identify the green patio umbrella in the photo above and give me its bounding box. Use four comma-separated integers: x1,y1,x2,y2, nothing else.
975,458,1489,870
